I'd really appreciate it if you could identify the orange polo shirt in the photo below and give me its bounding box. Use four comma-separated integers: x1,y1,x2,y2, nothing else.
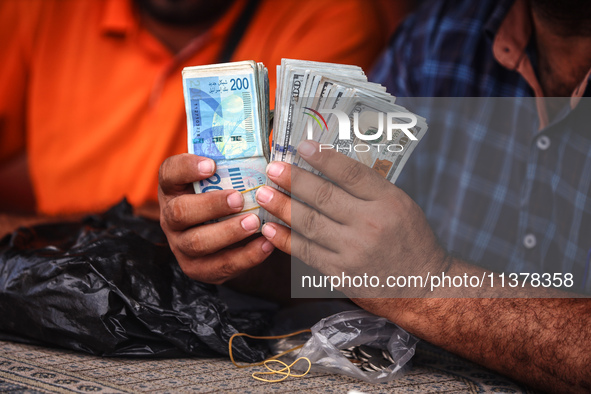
0,0,402,214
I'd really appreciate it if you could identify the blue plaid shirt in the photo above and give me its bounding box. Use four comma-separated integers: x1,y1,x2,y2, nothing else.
371,0,591,292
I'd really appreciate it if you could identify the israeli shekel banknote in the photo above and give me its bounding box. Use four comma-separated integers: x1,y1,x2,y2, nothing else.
182,61,270,220
182,59,427,225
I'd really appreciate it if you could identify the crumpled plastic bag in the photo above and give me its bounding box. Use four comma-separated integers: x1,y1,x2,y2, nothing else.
295,309,418,383
0,200,271,362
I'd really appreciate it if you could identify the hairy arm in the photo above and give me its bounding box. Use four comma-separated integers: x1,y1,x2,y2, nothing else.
354,250,591,392
255,142,591,393
357,258,591,393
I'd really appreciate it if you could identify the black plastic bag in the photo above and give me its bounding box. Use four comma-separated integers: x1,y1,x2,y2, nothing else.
0,200,271,362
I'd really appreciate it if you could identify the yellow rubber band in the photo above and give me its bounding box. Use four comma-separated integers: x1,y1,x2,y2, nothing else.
235,185,264,213
285,357,312,378
240,205,261,213
240,185,264,194
252,359,291,382
229,329,312,383
251,357,312,382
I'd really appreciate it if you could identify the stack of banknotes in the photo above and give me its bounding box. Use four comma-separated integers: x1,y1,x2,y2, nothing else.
182,59,427,224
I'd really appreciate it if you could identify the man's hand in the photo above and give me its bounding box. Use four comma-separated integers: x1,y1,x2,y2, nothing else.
255,142,591,393
254,140,447,297
158,154,274,284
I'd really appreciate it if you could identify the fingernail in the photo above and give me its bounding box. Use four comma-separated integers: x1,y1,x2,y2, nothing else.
262,223,276,239
198,159,214,175
262,240,274,253
297,141,316,157
266,162,284,177
255,186,274,204
240,214,260,231
227,191,244,209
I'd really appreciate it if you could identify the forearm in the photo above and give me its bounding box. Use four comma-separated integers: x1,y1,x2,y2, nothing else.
251,140,591,391
359,258,591,393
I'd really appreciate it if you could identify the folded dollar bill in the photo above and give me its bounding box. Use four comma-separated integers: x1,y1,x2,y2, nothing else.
182,59,427,224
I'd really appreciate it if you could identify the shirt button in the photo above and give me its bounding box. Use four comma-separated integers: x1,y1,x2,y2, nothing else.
537,135,551,150
523,234,537,249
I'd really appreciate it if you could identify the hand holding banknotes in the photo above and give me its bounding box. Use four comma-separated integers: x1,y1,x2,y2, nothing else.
255,140,449,299
158,153,274,285
176,59,430,291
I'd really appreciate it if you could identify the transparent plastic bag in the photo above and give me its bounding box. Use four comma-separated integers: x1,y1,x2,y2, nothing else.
294,309,418,383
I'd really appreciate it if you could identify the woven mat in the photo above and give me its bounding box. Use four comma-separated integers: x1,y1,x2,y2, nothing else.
0,340,537,393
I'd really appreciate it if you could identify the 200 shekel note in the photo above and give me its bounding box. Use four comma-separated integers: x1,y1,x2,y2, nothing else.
182,61,269,221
